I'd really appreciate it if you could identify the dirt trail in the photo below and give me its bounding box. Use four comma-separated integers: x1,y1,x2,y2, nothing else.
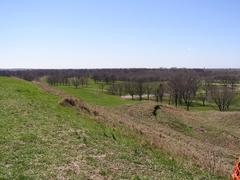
34,81,237,176
33,81,69,97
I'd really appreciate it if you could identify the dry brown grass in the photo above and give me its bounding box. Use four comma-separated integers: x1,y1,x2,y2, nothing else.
35,81,238,177
93,102,238,176
59,97,93,115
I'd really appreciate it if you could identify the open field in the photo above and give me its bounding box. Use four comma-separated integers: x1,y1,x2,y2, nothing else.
56,79,240,112
57,81,136,107
0,77,225,179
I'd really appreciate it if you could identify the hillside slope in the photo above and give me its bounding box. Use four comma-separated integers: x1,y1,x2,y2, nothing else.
52,80,239,177
0,77,224,179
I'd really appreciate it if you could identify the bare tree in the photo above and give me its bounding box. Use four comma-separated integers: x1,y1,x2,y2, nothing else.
136,80,144,101
168,70,199,110
198,92,207,106
107,83,116,95
154,83,164,102
144,83,153,100
107,82,125,96
80,76,89,87
71,77,80,89
210,85,235,111
99,82,105,92
218,75,238,91
182,72,199,110
198,78,211,106
168,73,182,106
116,83,124,96
125,81,136,100
227,75,238,91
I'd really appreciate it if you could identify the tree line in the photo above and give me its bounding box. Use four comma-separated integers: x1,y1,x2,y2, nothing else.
1,68,240,82
105,70,238,111
0,68,239,111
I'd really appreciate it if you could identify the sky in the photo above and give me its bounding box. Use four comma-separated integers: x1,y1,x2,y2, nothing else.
0,0,240,69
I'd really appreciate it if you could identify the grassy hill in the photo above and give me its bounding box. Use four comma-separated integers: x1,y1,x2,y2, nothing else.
0,77,225,179
54,80,239,177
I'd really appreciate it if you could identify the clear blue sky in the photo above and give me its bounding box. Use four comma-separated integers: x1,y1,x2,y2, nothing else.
0,0,240,69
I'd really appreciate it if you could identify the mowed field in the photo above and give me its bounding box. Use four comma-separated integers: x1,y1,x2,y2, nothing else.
57,81,137,107
0,77,236,179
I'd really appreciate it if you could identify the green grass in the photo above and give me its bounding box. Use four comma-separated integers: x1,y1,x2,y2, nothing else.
58,79,240,111
230,92,240,111
190,98,240,111
160,95,240,112
0,77,225,179
57,82,136,106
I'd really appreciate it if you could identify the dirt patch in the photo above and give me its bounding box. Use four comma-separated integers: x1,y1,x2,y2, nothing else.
33,81,68,97
60,97,78,106
59,97,99,116
152,105,161,116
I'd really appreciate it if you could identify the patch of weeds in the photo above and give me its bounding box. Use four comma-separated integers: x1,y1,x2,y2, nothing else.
100,169,108,176
131,175,141,180
83,136,87,144
103,132,109,138
111,133,117,141
157,112,193,135
134,147,144,157
19,133,39,143
16,175,33,180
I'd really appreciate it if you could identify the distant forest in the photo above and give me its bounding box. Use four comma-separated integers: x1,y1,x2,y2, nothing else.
1,68,240,82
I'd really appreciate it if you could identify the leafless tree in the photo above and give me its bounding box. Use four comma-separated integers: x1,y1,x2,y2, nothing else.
182,72,199,110
198,92,207,106
116,83,124,96
107,83,115,95
154,83,164,102
108,82,125,96
136,80,144,101
168,70,199,110
80,76,89,87
198,78,211,106
210,85,235,111
71,77,80,88
227,75,238,91
144,83,154,100
125,81,136,100
168,73,182,106
99,82,105,92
